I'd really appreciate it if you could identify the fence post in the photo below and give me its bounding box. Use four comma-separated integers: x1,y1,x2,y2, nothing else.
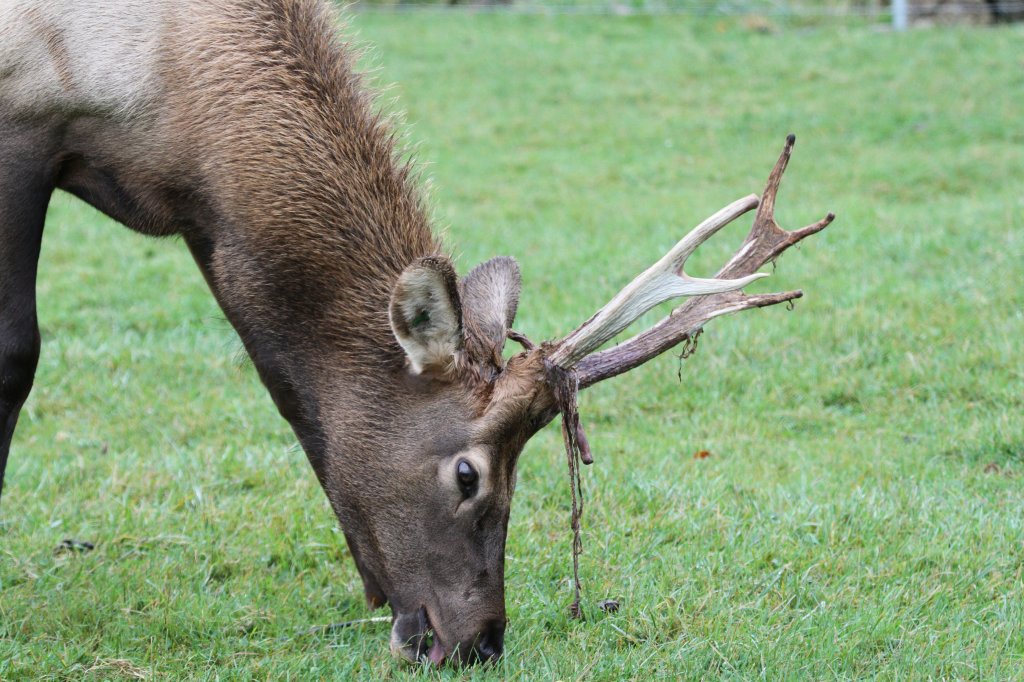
893,0,908,30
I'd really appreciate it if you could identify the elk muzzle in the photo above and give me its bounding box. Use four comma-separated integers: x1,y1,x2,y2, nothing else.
390,605,505,666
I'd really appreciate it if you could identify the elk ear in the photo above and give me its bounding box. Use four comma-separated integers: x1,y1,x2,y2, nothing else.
389,256,464,374
460,256,521,367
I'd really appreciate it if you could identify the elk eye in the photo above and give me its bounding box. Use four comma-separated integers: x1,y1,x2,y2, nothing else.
456,459,478,495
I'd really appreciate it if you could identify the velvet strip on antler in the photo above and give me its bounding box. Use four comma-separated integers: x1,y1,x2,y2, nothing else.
543,359,589,619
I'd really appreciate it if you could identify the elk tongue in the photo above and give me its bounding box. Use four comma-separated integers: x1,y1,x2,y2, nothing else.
427,641,446,665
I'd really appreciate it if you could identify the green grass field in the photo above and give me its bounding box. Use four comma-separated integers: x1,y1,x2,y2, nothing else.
2,12,1023,681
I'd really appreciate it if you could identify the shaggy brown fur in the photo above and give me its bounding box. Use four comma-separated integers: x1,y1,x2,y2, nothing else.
166,0,440,361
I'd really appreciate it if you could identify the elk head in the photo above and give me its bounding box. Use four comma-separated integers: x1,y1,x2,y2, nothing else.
336,136,833,665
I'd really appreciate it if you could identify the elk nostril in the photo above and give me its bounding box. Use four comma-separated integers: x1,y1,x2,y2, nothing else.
475,619,505,662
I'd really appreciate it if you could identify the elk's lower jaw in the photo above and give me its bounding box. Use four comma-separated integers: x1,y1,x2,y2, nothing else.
390,605,445,665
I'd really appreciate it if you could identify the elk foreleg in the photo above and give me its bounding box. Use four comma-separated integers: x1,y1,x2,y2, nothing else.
0,130,52,504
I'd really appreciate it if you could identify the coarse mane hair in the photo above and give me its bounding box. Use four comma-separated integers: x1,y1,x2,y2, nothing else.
166,0,443,365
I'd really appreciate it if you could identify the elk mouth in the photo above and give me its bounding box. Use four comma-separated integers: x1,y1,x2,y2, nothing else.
391,605,447,665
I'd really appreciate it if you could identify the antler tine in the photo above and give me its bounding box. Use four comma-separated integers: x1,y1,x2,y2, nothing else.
721,133,834,277
546,194,767,370
573,135,834,388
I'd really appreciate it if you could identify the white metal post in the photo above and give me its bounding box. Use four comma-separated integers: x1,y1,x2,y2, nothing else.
893,0,908,30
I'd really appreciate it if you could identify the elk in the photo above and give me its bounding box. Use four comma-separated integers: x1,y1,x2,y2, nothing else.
0,0,833,666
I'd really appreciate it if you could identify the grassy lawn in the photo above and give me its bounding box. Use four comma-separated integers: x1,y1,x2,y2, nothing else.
2,12,1023,681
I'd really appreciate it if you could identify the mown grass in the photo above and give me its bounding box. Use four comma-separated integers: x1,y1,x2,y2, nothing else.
2,12,1023,681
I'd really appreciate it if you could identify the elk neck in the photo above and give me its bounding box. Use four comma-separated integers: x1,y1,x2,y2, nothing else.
159,0,446,479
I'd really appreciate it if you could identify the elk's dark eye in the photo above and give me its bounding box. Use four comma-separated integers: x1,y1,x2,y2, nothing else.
456,459,478,495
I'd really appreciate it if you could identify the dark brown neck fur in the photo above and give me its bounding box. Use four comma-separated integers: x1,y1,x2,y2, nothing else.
167,0,442,366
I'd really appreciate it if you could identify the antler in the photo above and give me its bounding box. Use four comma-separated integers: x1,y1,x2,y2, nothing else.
548,134,834,388
539,135,832,619
545,195,767,369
